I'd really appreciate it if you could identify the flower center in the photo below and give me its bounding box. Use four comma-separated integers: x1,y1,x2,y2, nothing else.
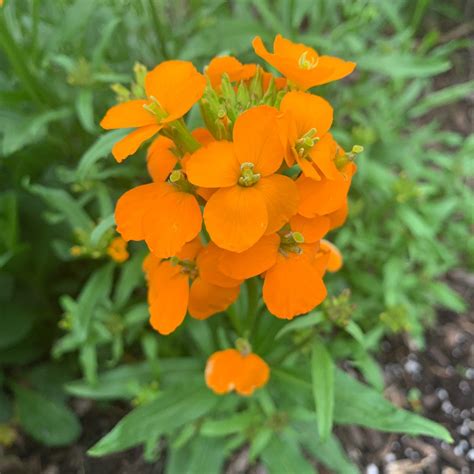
295,128,319,159
143,96,168,121
169,170,195,193
238,162,261,187
279,231,304,256
298,51,319,70
170,257,198,280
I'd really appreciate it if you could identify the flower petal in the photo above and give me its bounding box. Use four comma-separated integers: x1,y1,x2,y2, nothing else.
196,242,243,288
256,174,299,234
320,239,343,272
115,182,169,242
147,135,178,182
186,141,240,188
236,353,270,396
144,188,202,258
297,174,351,218
112,124,162,163
233,105,284,177
263,251,327,319
148,260,189,335
218,234,280,279
328,201,348,230
280,91,333,139
290,214,330,243
309,133,339,179
145,60,206,121
205,349,241,394
313,55,356,86
204,185,268,252
100,100,156,129
206,56,257,88
189,278,240,320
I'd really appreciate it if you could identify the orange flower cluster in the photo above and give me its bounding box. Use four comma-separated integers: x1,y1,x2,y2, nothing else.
101,35,358,396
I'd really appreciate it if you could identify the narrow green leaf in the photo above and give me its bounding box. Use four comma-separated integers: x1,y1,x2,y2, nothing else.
88,383,217,456
311,340,335,440
75,88,96,133
410,81,474,117
276,311,324,340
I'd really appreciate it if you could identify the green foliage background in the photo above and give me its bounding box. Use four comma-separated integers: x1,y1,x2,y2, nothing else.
0,0,472,470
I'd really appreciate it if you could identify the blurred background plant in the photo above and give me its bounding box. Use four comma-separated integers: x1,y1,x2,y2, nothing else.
0,0,472,471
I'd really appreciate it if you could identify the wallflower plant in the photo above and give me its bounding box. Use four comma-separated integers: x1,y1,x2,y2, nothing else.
78,35,451,469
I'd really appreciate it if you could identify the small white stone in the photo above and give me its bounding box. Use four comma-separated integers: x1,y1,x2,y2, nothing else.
366,463,379,474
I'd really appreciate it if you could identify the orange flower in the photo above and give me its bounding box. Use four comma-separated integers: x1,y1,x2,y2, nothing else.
205,348,269,396
279,91,336,180
114,176,202,258
100,60,206,162
146,136,178,182
320,239,343,272
107,236,129,263
217,231,329,319
206,56,257,88
144,241,241,334
146,128,214,183
253,34,355,90
296,161,356,218
186,105,298,252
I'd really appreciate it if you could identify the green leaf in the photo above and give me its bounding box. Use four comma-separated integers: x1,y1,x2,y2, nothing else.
74,263,114,341
1,108,71,155
344,320,365,346
14,385,81,447
294,422,359,474
410,81,474,117
76,129,129,181
334,370,452,442
353,348,385,392
201,411,258,437
188,436,227,474
88,383,217,456
0,390,12,423
75,88,96,133
429,281,466,312
28,184,94,232
358,53,451,78
276,311,324,340
311,339,335,440
0,303,34,349
261,432,316,474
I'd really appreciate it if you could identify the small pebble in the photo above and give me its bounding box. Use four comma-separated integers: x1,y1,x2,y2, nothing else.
467,449,474,461
404,359,422,375
436,388,449,400
466,368,474,379
442,400,453,414
459,380,471,393
384,452,396,463
366,463,379,474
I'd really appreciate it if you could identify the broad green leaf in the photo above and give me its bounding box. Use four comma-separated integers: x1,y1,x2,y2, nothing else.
88,383,217,456
261,433,316,474
0,390,12,423
311,339,335,440
201,411,258,437
273,368,453,442
334,369,453,442
276,311,324,340
14,385,81,447
294,422,359,474
0,303,34,349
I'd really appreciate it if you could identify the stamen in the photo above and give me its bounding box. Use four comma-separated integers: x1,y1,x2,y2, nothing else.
238,162,261,187
298,51,319,70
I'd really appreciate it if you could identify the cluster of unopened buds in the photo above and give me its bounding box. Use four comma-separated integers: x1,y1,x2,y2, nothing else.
100,35,361,396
